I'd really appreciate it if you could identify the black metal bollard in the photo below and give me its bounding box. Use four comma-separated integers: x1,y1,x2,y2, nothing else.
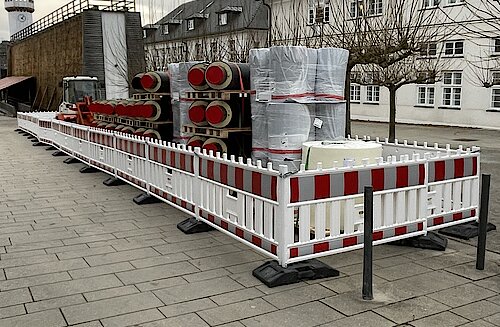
476,174,491,270
363,186,374,300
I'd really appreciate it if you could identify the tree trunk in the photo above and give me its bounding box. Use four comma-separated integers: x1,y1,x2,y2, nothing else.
344,65,352,137
389,86,397,143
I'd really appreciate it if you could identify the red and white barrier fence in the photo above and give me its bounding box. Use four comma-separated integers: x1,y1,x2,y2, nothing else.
18,113,481,268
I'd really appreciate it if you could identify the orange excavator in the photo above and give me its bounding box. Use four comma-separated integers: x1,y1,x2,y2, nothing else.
56,76,98,126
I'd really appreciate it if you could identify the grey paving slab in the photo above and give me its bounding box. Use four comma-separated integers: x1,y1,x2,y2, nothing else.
199,298,277,326
241,301,345,327
450,300,500,321
427,284,497,307
30,274,124,300
415,251,476,270
0,288,32,308
374,262,433,281
183,267,231,283
483,312,500,326
0,305,26,319
321,290,393,316
319,311,395,327
0,309,66,327
0,253,58,269
210,287,265,306
57,245,116,260
25,294,86,313
445,262,500,281
84,285,139,302
69,262,135,279
459,320,497,327
263,284,335,309
320,273,387,294
135,276,188,292
100,308,165,327
84,247,160,266
159,298,218,318
62,292,163,325
0,271,72,291
373,296,450,324
139,313,209,327
116,261,199,285
410,311,470,327
5,257,88,279
129,252,190,268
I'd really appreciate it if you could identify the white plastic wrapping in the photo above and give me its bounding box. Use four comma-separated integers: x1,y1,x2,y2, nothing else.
311,102,346,141
315,48,349,100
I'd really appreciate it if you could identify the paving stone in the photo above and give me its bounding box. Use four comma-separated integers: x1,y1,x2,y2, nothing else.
100,308,165,327
63,234,117,246
0,249,46,260
483,312,500,326
373,254,414,268
153,276,243,305
217,322,246,327
184,244,242,259
229,271,263,288
0,271,72,291
30,274,123,300
475,275,500,293
189,250,264,271
139,313,209,327
113,227,163,239
130,252,189,269
69,262,135,279
445,262,500,281
427,284,496,307
84,247,159,266
183,268,231,283
374,262,433,281
6,240,64,253
159,298,218,317
198,298,276,326
69,322,103,327
10,231,79,245
318,310,394,327
0,288,32,308
321,290,393,316
0,254,58,269
459,320,496,327
135,277,188,292
241,301,344,327
487,294,500,304
320,274,387,294
84,285,139,302
263,284,335,309
5,258,88,279
44,244,89,254
110,239,167,251
373,296,450,324
211,287,265,306
451,300,500,321
57,245,116,260
410,311,470,327
116,261,199,285
25,294,86,313
0,309,66,327
62,292,163,325
0,305,26,319
415,252,475,270
153,238,222,255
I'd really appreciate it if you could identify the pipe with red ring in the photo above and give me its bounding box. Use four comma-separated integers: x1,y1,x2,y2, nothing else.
96,121,108,129
121,126,136,134
188,100,209,126
142,129,162,140
132,73,145,91
141,98,172,121
105,123,117,130
141,71,170,93
202,138,229,154
187,136,207,149
205,100,250,128
187,63,210,91
114,100,131,117
134,128,147,136
205,62,250,90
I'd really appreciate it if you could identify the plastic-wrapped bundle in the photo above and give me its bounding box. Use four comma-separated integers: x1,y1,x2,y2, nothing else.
315,48,349,100
267,103,311,171
249,48,270,164
269,46,316,101
311,102,346,141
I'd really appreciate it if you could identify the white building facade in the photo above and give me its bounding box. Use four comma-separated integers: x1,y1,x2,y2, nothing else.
4,0,34,37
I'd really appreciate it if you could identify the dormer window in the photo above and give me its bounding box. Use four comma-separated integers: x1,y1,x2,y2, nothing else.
219,12,228,26
187,19,194,31
162,24,169,35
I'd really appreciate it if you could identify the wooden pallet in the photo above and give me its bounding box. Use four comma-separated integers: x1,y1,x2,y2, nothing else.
133,120,172,129
93,114,116,123
182,124,251,138
182,90,251,101
132,93,170,101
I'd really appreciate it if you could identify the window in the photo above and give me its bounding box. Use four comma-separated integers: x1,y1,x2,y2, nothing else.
442,71,462,108
218,13,227,26
324,4,331,23
493,38,500,55
350,0,363,18
187,19,194,31
162,24,169,35
444,40,464,56
308,6,315,25
366,85,380,103
417,86,435,106
492,71,500,85
492,89,500,109
367,0,383,16
350,84,361,102
445,0,464,5
423,0,440,8
195,43,203,60
420,42,437,57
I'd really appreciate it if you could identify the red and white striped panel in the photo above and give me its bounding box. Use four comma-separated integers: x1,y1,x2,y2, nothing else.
117,171,147,188
199,208,278,256
151,186,195,213
149,146,194,174
73,128,88,141
428,208,476,228
428,157,478,183
291,163,425,203
289,221,425,258
38,121,52,128
89,159,113,173
89,132,113,148
200,159,278,201
116,138,146,158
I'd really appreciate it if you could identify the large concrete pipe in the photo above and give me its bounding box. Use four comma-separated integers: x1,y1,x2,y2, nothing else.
188,101,209,126
187,63,210,91
205,62,250,90
140,71,171,93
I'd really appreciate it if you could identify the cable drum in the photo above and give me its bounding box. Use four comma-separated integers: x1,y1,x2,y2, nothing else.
140,71,171,93
205,61,250,90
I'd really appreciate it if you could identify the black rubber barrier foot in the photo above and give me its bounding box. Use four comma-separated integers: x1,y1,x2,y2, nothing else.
32,142,45,146
439,222,497,240
52,151,67,157
133,193,162,205
177,217,214,234
45,146,57,151
21,132,30,136
14,128,21,132
27,135,36,140
253,259,340,288
390,231,448,251
63,157,80,164
103,177,126,186
79,166,99,173
30,138,39,142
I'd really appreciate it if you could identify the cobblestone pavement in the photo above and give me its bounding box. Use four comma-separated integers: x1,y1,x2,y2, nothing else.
0,116,498,327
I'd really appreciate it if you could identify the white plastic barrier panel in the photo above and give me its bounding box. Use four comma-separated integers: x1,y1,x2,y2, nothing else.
88,127,116,174
114,132,148,190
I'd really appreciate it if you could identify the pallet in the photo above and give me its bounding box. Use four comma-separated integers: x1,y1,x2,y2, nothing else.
133,120,172,129
132,93,170,101
94,114,172,129
182,124,251,138
93,114,116,123
182,90,251,101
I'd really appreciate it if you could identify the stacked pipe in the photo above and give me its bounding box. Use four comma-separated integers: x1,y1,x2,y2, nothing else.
185,61,251,157
249,46,349,171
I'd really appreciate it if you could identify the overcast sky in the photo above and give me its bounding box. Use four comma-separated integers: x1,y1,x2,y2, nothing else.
0,0,191,41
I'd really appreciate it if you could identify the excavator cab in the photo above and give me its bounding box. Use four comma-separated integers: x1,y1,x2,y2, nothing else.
58,76,100,124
